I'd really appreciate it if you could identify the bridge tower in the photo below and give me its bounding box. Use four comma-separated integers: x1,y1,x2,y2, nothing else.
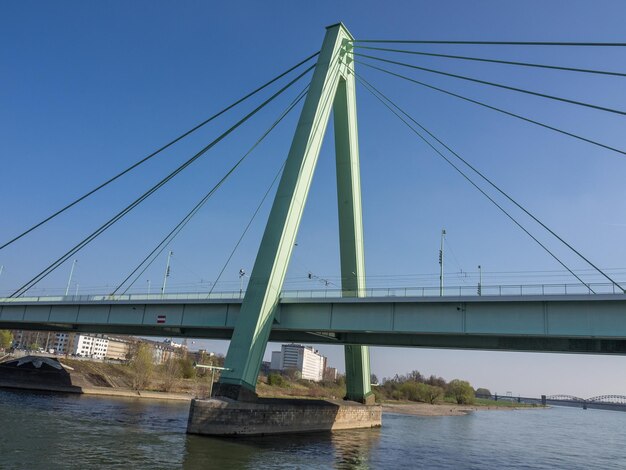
213,23,373,404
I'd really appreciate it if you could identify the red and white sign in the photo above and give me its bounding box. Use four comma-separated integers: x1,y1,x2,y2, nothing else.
157,315,166,324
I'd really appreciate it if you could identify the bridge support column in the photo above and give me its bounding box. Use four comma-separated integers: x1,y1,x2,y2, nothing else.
211,23,373,404
334,71,373,404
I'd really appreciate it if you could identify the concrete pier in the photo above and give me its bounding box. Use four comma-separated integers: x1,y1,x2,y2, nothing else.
186,397,382,436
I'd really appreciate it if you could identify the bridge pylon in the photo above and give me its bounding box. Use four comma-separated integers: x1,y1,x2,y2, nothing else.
213,22,373,404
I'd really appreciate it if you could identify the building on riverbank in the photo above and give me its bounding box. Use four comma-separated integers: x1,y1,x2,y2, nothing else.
270,344,327,381
10,329,191,364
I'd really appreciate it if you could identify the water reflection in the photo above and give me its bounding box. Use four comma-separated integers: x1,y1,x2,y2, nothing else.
182,428,381,470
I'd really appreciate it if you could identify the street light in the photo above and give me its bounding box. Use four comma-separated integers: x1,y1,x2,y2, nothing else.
478,265,482,296
194,364,232,398
239,268,246,298
65,260,77,296
161,251,173,295
439,229,446,296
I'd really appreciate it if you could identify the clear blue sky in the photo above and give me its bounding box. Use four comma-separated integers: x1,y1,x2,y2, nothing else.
2,1,626,397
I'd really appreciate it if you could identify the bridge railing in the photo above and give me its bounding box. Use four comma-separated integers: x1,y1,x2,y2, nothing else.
280,281,621,299
0,282,622,303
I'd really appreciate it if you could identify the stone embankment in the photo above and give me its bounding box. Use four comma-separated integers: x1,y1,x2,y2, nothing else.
0,355,192,401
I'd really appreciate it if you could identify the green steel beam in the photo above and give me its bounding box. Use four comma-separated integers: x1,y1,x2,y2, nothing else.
4,295,626,354
334,65,372,403
214,23,372,401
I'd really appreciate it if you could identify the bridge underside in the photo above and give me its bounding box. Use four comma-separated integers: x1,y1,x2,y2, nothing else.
2,321,626,354
2,294,626,354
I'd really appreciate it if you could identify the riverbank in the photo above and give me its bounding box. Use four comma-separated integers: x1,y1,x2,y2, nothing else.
382,401,535,416
0,355,543,410
0,355,196,401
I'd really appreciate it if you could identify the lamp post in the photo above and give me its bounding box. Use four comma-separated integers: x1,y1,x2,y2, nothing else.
239,268,246,298
478,265,482,296
194,364,232,398
439,229,446,296
161,251,173,295
65,260,77,296
147,279,151,295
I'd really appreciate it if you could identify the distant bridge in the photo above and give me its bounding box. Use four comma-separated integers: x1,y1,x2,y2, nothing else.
546,394,626,405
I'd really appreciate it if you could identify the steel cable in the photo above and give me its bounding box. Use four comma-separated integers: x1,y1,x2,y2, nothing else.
352,45,626,78
114,87,308,296
355,60,626,159
10,65,314,298
354,52,626,117
353,72,596,292
0,51,320,252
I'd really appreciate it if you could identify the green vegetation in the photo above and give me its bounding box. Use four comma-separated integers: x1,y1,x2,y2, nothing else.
267,373,287,387
371,370,482,405
474,397,526,407
447,379,475,404
259,368,492,406
0,330,13,350
178,356,196,379
130,343,154,390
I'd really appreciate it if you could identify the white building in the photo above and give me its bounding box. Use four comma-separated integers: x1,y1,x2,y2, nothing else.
53,333,109,358
75,334,109,358
270,344,326,382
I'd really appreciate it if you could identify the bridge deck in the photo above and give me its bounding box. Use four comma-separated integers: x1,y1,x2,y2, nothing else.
1,294,626,354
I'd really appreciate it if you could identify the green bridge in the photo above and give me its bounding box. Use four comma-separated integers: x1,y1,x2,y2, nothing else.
2,22,626,413
2,292,626,355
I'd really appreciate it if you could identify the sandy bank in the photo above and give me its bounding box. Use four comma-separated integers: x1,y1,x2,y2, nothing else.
382,402,528,416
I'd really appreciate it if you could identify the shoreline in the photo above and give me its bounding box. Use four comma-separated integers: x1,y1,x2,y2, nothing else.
0,380,194,402
382,402,536,417
0,382,537,414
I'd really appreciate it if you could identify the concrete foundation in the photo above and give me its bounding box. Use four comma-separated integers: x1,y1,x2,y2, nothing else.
186,397,382,436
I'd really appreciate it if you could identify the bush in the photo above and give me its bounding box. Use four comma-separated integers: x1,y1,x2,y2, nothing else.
130,343,154,390
178,356,196,379
267,373,287,387
416,383,444,404
0,330,13,350
399,381,420,401
447,379,475,404
161,359,181,392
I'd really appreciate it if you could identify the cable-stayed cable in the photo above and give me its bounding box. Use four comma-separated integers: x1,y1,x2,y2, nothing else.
114,87,308,296
352,45,626,78
207,161,286,297
208,53,348,296
9,65,314,298
355,60,626,159
353,73,595,292
0,51,319,252
352,40,626,47
354,73,624,293
354,53,626,117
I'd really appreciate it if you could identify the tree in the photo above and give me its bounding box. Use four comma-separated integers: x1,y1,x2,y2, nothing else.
178,356,196,379
0,330,13,351
475,388,492,398
130,343,154,390
425,374,447,389
161,358,182,392
399,381,420,401
447,379,475,404
417,383,444,404
370,373,379,385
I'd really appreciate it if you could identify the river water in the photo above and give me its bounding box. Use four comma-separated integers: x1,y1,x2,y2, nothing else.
0,389,625,469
